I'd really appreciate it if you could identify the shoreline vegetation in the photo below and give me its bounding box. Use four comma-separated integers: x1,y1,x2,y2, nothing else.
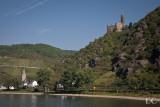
0,91,160,102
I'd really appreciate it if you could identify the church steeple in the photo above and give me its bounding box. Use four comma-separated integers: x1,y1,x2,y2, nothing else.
22,69,26,82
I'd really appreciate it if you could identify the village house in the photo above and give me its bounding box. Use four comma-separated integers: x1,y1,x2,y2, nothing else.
22,69,38,87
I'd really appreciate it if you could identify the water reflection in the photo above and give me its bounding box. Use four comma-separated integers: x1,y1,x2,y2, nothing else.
8,94,14,107
72,96,75,100
20,95,26,107
31,95,37,107
0,94,160,107
61,96,67,100
8,94,14,100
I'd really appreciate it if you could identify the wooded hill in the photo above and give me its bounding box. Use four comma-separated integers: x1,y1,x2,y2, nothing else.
0,43,75,59
0,44,75,84
58,6,160,90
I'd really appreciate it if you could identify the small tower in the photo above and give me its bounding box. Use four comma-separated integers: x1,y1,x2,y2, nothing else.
22,69,26,82
121,14,125,27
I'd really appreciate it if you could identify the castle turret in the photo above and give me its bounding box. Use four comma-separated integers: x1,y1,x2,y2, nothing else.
121,14,125,27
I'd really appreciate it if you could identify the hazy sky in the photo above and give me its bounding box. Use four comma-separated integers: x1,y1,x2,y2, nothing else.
0,0,159,50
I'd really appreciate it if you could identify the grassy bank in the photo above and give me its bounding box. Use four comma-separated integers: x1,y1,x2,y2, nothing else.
0,90,42,93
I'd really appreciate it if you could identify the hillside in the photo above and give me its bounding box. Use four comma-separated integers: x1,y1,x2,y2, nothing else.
0,43,75,59
112,6,160,89
0,44,76,84
58,6,160,90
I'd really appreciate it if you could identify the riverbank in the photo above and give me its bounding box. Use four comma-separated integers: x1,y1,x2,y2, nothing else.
0,91,43,95
51,94,160,102
0,91,160,102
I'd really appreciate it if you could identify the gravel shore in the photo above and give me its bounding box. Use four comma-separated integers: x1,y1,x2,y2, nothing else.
51,94,160,102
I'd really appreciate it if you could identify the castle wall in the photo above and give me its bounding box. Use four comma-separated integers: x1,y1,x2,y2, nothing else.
116,22,123,32
107,25,115,34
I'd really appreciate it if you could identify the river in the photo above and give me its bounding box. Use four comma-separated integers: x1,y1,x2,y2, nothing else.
0,94,159,107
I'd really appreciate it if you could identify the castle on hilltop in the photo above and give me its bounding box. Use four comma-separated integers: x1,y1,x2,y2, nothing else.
107,14,125,34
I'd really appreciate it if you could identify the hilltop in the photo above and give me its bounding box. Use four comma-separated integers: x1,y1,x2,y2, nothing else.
0,43,75,59
58,6,160,90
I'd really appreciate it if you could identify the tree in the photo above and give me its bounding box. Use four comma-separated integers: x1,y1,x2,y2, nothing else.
72,68,94,89
4,78,12,90
127,76,140,89
73,70,85,89
47,68,56,90
60,70,72,90
127,73,159,90
11,78,21,89
60,68,94,91
129,22,132,30
4,77,21,90
37,68,50,93
83,68,94,85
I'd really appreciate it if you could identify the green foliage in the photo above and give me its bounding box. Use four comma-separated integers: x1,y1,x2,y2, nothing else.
0,57,57,84
37,68,51,92
83,68,94,84
145,7,160,34
73,68,94,89
4,78,12,89
113,6,160,90
127,73,159,89
0,43,76,59
72,70,86,89
11,78,21,89
60,70,73,90
61,30,129,73
60,68,94,90
94,72,116,86
126,54,134,60
143,63,159,73
129,22,133,30
4,77,21,90
137,51,147,60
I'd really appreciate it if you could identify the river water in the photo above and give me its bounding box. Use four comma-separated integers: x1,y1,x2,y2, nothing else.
0,94,159,107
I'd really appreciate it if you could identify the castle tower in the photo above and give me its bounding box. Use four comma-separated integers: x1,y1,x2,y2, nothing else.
22,69,26,82
121,14,125,27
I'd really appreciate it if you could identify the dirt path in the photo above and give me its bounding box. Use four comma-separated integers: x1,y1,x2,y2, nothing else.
0,65,40,69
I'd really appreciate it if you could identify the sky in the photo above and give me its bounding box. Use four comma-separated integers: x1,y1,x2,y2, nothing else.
0,0,160,50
